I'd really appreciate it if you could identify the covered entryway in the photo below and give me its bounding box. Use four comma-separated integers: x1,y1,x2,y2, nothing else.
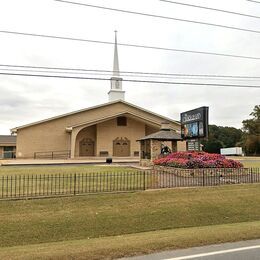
113,137,130,157
138,122,183,166
79,138,95,156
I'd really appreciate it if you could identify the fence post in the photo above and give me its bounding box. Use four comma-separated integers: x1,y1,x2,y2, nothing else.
251,168,253,183
52,152,54,160
143,171,146,190
202,169,205,187
74,173,77,195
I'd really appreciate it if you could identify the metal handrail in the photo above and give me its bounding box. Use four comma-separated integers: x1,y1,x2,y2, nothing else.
34,150,71,159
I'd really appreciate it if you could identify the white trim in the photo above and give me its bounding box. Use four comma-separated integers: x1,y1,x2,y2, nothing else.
68,111,167,129
10,100,180,133
165,245,260,260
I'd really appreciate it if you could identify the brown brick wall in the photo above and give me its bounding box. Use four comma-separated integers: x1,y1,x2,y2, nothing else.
96,117,146,157
177,141,187,151
15,102,181,158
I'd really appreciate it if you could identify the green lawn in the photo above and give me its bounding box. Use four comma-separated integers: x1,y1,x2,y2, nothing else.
0,165,135,176
0,221,260,260
242,161,260,168
0,184,260,250
230,157,260,168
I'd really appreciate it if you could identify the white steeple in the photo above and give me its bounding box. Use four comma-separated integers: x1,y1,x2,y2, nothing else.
108,31,125,102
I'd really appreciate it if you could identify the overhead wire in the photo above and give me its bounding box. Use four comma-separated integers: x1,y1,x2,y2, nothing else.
0,71,260,88
2,67,260,81
54,0,260,35
160,0,260,20
1,67,212,80
2,64,260,80
1,30,260,61
246,0,260,3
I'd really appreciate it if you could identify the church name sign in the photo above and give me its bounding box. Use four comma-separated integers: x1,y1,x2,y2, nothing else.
181,106,209,140
181,112,201,123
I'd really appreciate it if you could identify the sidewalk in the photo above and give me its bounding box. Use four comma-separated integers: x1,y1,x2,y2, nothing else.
0,157,140,166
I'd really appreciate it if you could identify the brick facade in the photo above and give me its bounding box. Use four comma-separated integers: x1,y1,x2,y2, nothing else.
13,101,182,158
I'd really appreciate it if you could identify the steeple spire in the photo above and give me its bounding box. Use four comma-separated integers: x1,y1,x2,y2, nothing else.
108,31,125,102
113,30,120,77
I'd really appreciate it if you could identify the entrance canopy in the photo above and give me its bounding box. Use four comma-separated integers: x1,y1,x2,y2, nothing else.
137,122,182,166
138,129,182,142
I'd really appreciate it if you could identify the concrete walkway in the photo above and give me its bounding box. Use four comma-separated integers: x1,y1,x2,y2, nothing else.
0,157,140,166
229,156,260,161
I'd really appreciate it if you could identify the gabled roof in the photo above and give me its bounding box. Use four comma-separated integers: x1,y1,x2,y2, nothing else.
138,129,182,141
67,111,162,129
0,135,16,144
11,100,180,133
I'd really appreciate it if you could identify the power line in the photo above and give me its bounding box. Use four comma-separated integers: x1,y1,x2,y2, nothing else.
4,67,260,82
2,63,260,79
246,0,260,3
0,68,211,80
0,71,260,88
1,67,201,80
54,0,260,35
160,0,260,19
1,30,260,61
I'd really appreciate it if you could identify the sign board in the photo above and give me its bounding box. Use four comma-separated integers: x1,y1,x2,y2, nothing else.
187,140,199,151
181,106,209,140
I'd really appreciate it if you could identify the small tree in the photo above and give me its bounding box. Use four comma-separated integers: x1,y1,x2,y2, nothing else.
201,125,242,153
242,105,260,155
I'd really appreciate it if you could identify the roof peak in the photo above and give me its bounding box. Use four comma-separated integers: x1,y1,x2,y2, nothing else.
11,99,180,133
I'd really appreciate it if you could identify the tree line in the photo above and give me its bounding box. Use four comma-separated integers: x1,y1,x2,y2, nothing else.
201,105,260,155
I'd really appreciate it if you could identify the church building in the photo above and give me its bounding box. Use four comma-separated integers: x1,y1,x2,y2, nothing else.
11,33,185,159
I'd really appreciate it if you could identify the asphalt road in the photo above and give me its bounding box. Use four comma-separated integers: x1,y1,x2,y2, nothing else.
122,239,260,260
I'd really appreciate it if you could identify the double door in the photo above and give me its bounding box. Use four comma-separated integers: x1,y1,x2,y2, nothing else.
113,137,130,157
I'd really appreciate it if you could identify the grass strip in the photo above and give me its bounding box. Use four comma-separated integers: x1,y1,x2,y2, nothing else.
0,221,260,260
0,184,260,248
0,165,135,176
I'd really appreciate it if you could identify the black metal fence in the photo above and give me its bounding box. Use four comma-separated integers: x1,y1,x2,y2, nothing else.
151,167,260,188
0,172,145,199
0,168,259,200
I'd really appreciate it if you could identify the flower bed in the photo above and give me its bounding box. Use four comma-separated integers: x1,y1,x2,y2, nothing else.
153,151,243,169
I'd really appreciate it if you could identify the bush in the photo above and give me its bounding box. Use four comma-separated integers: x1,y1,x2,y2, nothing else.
153,151,243,169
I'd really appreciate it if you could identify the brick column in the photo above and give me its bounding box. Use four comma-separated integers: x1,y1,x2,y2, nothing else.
171,140,177,152
151,140,162,161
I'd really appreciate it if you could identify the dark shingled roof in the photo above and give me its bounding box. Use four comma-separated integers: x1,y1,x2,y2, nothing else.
0,135,16,144
138,129,182,141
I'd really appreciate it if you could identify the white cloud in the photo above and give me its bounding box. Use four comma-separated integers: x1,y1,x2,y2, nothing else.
0,0,259,134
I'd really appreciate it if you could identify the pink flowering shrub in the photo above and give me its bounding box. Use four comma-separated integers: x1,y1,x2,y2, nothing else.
153,151,243,169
